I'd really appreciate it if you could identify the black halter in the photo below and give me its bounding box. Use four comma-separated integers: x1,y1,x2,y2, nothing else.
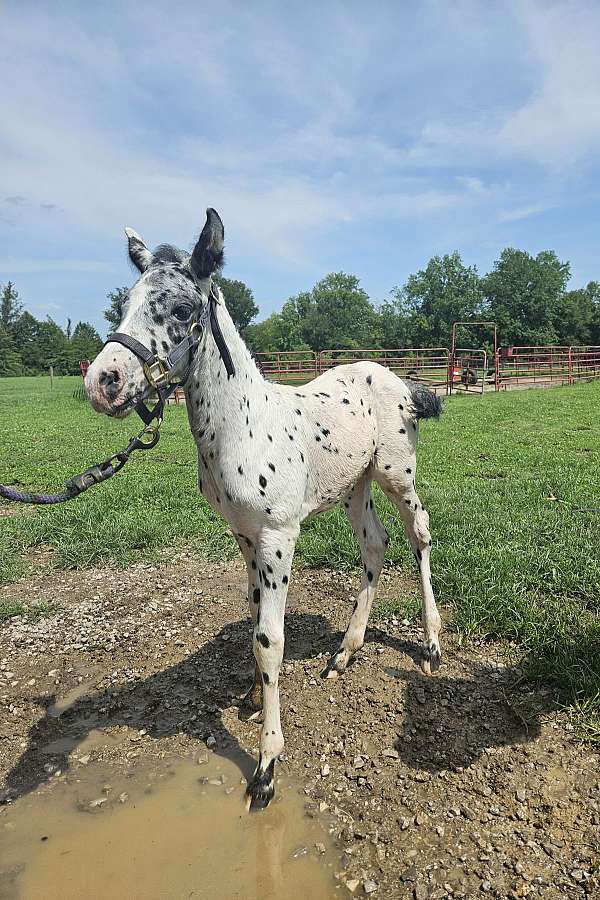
105,283,235,426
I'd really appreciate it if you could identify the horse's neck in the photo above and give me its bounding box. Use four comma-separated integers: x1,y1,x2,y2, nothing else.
185,297,266,442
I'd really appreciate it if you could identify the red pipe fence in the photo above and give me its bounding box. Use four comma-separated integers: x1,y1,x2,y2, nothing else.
254,345,600,394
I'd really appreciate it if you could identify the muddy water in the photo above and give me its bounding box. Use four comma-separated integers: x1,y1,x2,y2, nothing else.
0,756,340,900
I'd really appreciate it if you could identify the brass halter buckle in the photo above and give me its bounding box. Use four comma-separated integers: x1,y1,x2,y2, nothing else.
143,357,170,389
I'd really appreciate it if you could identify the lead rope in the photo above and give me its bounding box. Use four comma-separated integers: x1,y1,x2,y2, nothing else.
0,420,162,505
0,283,235,506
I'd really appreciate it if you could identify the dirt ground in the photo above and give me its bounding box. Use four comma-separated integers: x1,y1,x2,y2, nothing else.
1,551,598,899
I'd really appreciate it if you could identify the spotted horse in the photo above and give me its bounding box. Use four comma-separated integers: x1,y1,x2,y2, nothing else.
85,209,444,810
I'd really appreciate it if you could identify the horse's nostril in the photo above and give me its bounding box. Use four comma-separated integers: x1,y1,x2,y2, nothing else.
99,369,121,389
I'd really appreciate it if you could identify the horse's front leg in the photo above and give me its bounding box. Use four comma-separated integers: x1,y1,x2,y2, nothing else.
246,523,298,811
234,533,263,715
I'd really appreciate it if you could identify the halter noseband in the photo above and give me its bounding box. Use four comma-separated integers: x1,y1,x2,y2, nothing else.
104,283,235,426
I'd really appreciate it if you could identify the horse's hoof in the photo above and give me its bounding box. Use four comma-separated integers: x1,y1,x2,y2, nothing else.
245,760,275,811
420,642,441,676
321,649,349,679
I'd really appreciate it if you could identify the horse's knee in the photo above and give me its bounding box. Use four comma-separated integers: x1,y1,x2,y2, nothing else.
252,627,283,672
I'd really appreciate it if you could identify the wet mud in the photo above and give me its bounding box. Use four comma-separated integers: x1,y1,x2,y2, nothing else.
0,754,338,899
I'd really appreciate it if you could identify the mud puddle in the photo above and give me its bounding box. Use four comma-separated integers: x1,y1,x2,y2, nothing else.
0,754,340,900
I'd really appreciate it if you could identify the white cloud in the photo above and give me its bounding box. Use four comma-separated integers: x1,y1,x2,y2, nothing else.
1,0,599,324
498,1,600,168
408,2,600,172
497,203,553,224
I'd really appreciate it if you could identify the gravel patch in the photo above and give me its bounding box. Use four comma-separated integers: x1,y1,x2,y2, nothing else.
1,555,598,898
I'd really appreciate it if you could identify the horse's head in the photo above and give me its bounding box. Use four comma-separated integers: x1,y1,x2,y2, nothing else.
85,208,224,417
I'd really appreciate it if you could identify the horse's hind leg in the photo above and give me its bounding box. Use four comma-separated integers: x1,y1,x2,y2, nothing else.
323,474,388,678
382,484,442,674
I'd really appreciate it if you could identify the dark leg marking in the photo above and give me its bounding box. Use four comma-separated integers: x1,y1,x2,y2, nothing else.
246,757,276,811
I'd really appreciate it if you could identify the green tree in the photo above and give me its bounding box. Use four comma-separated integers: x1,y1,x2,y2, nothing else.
12,312,40,374
556,280,600,346
553,283,598,346
34,318,70,373
214,275,259,334
0,324,22,375
299,272,380,352
69,322,103,372
1,282,23,334
391,252,484,348
244,297,313,354
244,315,281,354
104,287,129,331
590,282,600,345
378,291,420,349
483,249,570,346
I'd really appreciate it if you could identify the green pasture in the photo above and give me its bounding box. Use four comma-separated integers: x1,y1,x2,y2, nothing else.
0,375,599,736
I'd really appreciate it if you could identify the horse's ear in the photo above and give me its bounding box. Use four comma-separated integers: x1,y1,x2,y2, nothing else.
125,227,154,273
190,208,224,279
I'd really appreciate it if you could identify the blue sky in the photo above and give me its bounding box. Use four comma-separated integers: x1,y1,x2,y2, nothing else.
2,0,600,336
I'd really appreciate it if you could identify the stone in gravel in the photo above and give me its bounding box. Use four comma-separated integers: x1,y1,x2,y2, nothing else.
363,880,378,894
79,755,90,765
353,756,365,769
196,753,209,765
205,735,216,749
415,812,428,826
89,798,107,808
321,763,330,777
401,866,418,883
291,846,309,859
315,842,326,854
118,792,128,803
345,880,360,894
413,885,429,900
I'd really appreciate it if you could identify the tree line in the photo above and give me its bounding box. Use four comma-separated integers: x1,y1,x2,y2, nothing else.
0,282,104,376
2,246,599,377
242,249,600,355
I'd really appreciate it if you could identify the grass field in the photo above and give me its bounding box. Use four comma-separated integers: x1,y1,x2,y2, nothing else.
1,375,599,734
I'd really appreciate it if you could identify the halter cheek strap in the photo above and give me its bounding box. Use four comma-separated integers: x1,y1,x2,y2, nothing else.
104,284,235,426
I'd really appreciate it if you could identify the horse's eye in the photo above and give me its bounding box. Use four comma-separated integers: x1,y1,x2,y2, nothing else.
173,304,192,321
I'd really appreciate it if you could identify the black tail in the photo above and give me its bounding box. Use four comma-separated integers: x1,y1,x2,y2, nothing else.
408,382,443,420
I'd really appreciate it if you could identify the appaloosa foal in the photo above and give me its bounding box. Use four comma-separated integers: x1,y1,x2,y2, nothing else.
85,209,443,809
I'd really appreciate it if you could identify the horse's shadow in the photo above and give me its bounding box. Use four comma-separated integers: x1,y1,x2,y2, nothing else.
3,613,545,802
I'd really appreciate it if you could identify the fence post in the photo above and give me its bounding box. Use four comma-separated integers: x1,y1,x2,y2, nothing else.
568,346,573,385
495,349,500,392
